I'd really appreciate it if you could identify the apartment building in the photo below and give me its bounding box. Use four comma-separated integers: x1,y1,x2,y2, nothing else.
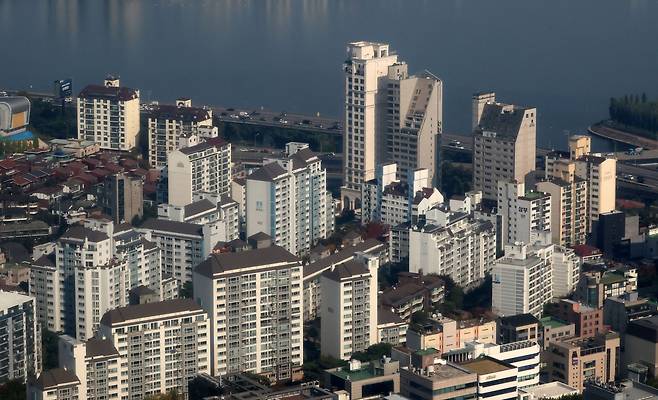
0,291,41,383
99,172,143,224
98,299,210,399
380,274,445,322
377,306,408,346
546,135,616,229
625,316,658,378
444,340,541,388
492,239,554,318
399,357,477,400
29,254,60,332
537,176,588,247
138,218,221,284
27,368,81,400
361,164,443,226
147,98,214,168
246,146,332,256
408,207,497,289
384,65,443,185
472,93,536,202
604,292,658,336
321,257,378,360
77,76,140,151
167,137,232,207
552,245,581,298
544,332,620,392
57,335,122,400
193,246,304,382
576,269,637,308
406,317,497,354
497,314,542,345
157,195,240,243
341,41,399,210
302,238,386,321
496,180,551,247
462,356,519,400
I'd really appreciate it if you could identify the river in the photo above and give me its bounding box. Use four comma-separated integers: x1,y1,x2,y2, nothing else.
1,0,657,149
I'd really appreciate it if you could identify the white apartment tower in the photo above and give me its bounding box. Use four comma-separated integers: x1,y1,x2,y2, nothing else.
167,137,232,207
77,76,140,151
193,246,304,382
385,66,443,185
536,177,588,247
0,291,41,383
148,98,215,168
320,255,379,360
497,180,551,247
472,93,537,202
98,299,210,398
492,238,554,318
552,245,581,298
341,41,399,210
246,147,331,256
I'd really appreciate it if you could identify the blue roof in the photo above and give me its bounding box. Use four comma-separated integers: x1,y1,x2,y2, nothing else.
1,130,35,141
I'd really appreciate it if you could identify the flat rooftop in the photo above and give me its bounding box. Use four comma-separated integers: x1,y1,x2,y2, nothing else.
330,366,378,382
520,382,578,399
540,316,568,329
462,357,514,375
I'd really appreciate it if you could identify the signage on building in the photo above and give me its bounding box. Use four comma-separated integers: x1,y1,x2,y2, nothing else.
53,78,73,99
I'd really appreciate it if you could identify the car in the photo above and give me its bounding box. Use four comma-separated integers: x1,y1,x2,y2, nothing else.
64,96,73,103
279,119,288,124
0,91,8,97
229,114,239,119
239,111,249,117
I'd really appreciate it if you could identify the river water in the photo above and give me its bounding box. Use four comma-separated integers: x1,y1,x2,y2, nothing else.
1,0,657,149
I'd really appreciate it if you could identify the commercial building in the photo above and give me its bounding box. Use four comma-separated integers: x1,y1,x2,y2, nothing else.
552,299,605,339
472,93,536,202
497,314,541,345
384,67,443,185
193,246,304,382
98,299,210,399
593,211,627,258
302,239,386,321
99,172,143,224
492,238,554,318
321,257,379,360
624,316,658,378
167,137,232,207
399,356,477,400
537,176,588,247
540,316,576,349
77,76,140,151
462,356,518,400
576,269,637,308
147,99,215,168
0,291,41,383
443,340,541,389
604,292,658,337
341,41,400,209
519,382,578,400
325,358,400,400
496,180,551,247
408,207,497,289
584,380,658,400
0,96,31,138
246,146,332,256
543,332,620,392
406,317,497,354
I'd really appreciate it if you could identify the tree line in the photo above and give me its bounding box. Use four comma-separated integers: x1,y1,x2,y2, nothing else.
609,93,658,137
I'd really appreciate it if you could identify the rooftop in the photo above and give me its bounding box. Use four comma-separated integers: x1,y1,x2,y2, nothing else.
540,316,568,329
520,382,578,399
60,225,109,243
33,368,80,389
149,104,212,122
85,337,119,358
303,238,384,278
247,162,288,182
100,298,203,325
322,260,370,282
184,199,216,218
195,246,300,278
139,218,203,236
0,290,33,311
476,102,532,139
462,356,515,375
79,84,138,101
499,313,540,328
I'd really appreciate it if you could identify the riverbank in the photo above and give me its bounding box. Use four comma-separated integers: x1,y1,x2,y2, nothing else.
588,121,658,150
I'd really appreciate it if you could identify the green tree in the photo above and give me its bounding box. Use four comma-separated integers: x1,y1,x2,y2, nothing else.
42,327,59,370
351,343,393,362
179,281,193,299
0,379,26,400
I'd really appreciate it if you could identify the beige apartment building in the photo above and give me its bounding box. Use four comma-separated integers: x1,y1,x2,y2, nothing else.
384,66,443,185
544,332,620,392
545,135,616,231
147,98,215,168
537,176,588,247
472,92,536,202
77,76,140,151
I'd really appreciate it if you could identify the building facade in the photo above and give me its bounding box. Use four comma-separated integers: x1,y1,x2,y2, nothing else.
99,173,143,224
0,291,41,383
537,176,588,247
77,77,140,151
497,180,551,247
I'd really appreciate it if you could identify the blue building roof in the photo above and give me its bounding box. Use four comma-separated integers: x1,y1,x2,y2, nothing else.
1,130,35,141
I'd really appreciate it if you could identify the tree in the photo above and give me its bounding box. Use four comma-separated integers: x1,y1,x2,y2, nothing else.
42,327,59,370
179,281,193,299
351,343,393,362
0,379,26,400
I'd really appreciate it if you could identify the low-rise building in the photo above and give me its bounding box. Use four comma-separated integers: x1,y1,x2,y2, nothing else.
539,316,576,349
399,356,477,400
552,299,605,339
462,356,519,400
325,358,400,400
520,382,578,400
497,314,541,344
624,316,658,378
27,368,81,400
406,316,497,354
604,292,658,337
380,275,445,322
576,269,638,308
544,332,620,392
377,306,408,346
584,379,658,400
